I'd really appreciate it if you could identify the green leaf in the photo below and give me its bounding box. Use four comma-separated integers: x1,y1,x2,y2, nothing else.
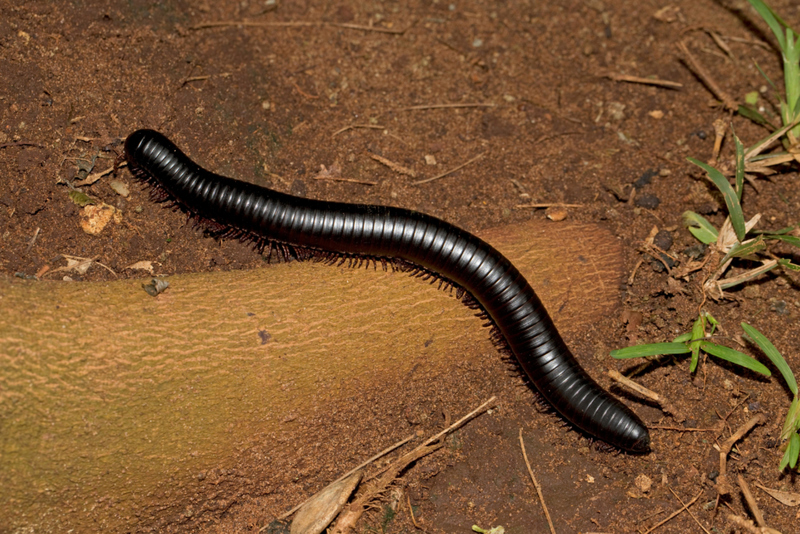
778,258,800,271
770,234,800,248
733,131,745,201
786,434,800,469
690,340,701,373
748,0,787,50
687,158,746,241
691,315,706,341
682,211,718,244
782,397,800,441
69,190,96,207
699,341,771,376
788,433,800,470
610,342,691,359
722,236,767,263
737,104,776,128
741,322,797,395
745,91,760,105
673,332,692,343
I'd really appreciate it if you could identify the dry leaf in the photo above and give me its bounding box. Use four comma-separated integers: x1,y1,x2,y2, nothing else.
126,260,155,273
756,484,800,507
80,203,122,235
291,471,362,534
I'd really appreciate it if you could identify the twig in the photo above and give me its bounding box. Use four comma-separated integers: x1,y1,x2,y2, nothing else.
369,154,417,178
727,514,784,534
650,425,717,432
667,487,711,534
607,369,679,417
676,40,738,111
181,75,211,86
714,414,764,496
642,490,702,534
406,494,427,532
737,475,766,528
331,22,409,34
331,397,497,533
0,141,44,149
314,176,378,186
411,153,484,185
604,73,683,89
332,124,384,137
396,103,495,111
191,20,320,30
277,433,416,521
515,203,584,209
519,429,556,534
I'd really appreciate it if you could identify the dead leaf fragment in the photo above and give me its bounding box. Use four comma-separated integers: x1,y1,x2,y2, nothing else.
291,471,362,534
756,484,800,507
654,5,680,22
80,203,122,235
126,260,155,274
635,474,653,494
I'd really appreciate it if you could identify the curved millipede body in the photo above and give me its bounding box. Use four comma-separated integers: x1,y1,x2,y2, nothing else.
124,129,650,453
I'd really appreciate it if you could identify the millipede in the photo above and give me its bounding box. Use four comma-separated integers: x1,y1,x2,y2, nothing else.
124,128,650,453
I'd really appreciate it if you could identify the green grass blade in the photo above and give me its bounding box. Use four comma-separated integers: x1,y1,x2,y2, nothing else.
770,234,800,247
737,104,777,128
778,258,800,271
788,433,799,470
783,397,800,440
690,340,701,373
687,158,746,241
733,130,745,201
722,236,767,263
747,0,787,49
741,322,797,395
682,211,718,244
699,341,772,376
610,342,691,359
673,332,692,343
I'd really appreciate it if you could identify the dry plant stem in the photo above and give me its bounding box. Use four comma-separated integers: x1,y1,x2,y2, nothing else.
314,176,378,186
515,203,584,209
606,370,680,418
331,397,497,533
737,474,766,528
406,494,427,533
332,124,384,137
369,154,417,177
715,414,764,497
642,490,702,534
277,433,416,521
727,514,784,534
676,40,738,111
518,429,556,534
190,20,410,34
396,103,495,111
711,118,727,163
604,72,683,89
667,487,711,534
411,153,485,185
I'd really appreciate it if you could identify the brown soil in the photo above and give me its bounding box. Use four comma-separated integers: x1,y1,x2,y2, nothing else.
2,0,800,533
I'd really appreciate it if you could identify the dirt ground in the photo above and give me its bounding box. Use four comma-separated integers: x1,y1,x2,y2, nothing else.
2,0,800,532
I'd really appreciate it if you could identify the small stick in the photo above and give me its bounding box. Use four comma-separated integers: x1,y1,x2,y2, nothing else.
191,20,320,30
331,22,409,34
314,176,378,186
406,494,427,532
332,124,384,137
715,414,764,497
396,103,495,111
519,429,556,534
604,73,683,89
515,203,583,209
737,474,766,528
607,369,679,416
727,514,784,534
411,153,484,185
182,75,211,86
650,425,717,432
642,490,702,534
676,40,738,111
667,487,711,534
277,432,416,521
0,141,44,149
369,154,417,178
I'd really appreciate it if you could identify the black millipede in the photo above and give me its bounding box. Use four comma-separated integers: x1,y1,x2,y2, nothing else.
124,129,650,453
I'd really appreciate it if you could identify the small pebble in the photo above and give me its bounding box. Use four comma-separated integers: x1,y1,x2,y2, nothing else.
634,193,660,209
769,299,789,315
